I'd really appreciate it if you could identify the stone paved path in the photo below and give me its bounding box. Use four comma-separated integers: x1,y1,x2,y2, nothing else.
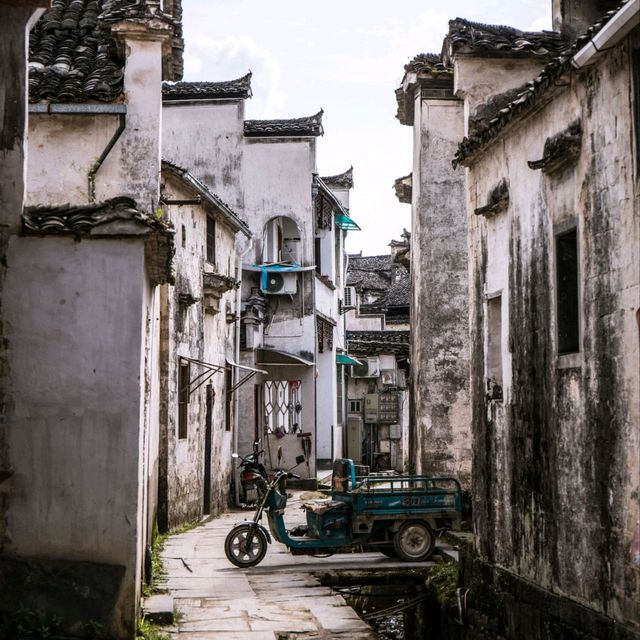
158,491,435,639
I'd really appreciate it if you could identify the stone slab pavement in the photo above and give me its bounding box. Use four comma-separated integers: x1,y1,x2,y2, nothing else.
158,491,439,639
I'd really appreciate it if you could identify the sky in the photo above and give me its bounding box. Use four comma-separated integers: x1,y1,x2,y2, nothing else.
182,1,552,256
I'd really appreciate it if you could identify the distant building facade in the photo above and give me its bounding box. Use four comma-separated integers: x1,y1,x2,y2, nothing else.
344,248,410,472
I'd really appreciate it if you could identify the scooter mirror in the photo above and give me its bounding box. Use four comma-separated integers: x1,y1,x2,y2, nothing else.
295,455,305,465
231,453,239,459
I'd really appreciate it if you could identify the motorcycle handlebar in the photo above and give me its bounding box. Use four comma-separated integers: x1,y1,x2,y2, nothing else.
287,473,301,480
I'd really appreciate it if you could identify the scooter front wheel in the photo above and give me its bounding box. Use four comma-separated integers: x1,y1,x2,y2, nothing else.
225,524,268,568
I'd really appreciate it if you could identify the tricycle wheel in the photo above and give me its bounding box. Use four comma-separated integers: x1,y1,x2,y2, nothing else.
225,524,268,568
393,521,435,562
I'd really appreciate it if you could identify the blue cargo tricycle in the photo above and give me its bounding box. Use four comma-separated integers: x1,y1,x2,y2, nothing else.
224,457,462,567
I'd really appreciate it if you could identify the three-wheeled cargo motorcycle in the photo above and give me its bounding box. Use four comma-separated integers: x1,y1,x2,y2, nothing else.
224,457,462,567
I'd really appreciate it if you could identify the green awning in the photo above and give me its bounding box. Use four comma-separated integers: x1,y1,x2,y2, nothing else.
337,354,361,366
335,213,361,230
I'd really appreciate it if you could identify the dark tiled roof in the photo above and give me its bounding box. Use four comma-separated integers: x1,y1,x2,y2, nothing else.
454,3,626,167
443,17,567,63
29,0,124,103
162,73,252,101
347,330,410,357
395,54,453,125
28,0,183,104
244,110,324,137
161,160,250,237
23,196,170,235
404,52,450,75
320,166,354,189
347,254,393,290
347,254,410,312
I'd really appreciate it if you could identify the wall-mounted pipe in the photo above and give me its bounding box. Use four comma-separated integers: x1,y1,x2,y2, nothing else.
571,0,639,69
29,103,127,203
88,112,126,203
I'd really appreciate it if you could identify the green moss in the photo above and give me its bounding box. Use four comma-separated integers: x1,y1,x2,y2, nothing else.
137,615,170,640
428,562,459,610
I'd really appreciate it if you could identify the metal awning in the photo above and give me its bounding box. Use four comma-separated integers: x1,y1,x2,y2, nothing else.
336,354,361,366
335,213,361,230
179,356,226,396
255,348,315,367
226,358,267,394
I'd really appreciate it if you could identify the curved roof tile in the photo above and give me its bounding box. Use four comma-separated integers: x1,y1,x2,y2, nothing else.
244,110,324,137
453,2,627,167
162,72,252,101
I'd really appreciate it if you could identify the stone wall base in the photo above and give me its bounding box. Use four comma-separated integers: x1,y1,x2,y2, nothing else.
458,552,640,640
0,554,127,639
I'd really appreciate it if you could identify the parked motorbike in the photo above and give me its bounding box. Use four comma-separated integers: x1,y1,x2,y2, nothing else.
232,439,268,506
224,456,462,568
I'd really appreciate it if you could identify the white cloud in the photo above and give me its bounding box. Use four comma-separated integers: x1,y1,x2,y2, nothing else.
184,33,287,115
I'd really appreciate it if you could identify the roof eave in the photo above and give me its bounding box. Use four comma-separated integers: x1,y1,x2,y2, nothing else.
162,162,251,238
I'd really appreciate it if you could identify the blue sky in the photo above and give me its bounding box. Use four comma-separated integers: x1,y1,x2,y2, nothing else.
183,1,552,254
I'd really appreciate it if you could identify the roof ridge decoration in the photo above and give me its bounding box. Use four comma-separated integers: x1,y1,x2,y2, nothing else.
244,110,324,137
394,173,412,204
99,0,176,25
443,16,568,63
320,166,354,189
453,2,627,167
162,72,253,101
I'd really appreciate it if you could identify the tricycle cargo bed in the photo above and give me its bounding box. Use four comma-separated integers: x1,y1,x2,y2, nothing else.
331,459,462,530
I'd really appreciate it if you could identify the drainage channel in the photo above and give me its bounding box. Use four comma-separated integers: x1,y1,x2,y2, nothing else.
316,566,457,640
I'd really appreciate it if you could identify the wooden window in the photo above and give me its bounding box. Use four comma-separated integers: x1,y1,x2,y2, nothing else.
486,295,503,385
315,237,322,274
556,228,580,354
178,362,190,439
206,217,216,264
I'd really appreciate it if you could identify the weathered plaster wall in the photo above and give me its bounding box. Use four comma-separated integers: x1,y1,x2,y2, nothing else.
466,38,640,628
243,138,315,266
162,101,245,210
0,5,40,554
158,176,238,529
27,34,164,209
411,96,472,486
454,57,550,134
3,236,147,638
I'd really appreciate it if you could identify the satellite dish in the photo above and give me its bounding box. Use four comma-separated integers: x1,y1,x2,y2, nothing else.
266,272,285,293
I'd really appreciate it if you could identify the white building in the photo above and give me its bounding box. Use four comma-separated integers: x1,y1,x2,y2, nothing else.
163,79,358,487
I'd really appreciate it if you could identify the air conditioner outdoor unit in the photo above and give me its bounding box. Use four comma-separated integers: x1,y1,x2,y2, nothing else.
380,369,397,386
350,357,380,378
261,272,297,295
343,286,357,309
